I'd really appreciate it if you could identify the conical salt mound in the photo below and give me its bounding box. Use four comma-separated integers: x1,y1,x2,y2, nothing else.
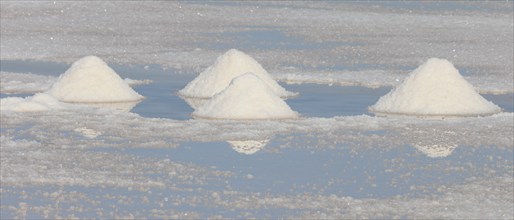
192,73,299,120
179,49,296,98
47,56,143,103
369,58,501,116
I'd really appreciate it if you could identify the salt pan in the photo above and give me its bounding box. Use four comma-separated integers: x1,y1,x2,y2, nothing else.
369,58,501,117
47,56,143,103
178,49,296,98
192,73,299,120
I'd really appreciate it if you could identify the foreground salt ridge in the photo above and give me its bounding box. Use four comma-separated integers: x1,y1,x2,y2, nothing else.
47,56,144,103
0,72,56,94
1,104,512,218
0,93,65,112
1,111,512,218
369,58,502,117
0,94,140,112
0,72,152,94
192,73,299,120
178,49,296,98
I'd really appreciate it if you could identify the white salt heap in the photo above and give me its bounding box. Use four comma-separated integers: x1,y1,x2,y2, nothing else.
179,49,296,98
47,56,143,103
369,58,501,116
192,73,299,120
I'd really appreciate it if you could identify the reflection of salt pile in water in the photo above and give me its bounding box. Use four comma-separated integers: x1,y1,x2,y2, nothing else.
178,49,296,98
0,93,64,112
369,58,501,117
228,139,269,155
47,56,144,103
414,144,458,158
192,73,299,120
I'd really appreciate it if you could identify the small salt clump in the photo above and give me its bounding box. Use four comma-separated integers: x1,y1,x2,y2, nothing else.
192,73,299,120
0,93,64,112
414,144,458,158
179,49,296,98
228,139,269,155
369,58,501,117
47,56,143,103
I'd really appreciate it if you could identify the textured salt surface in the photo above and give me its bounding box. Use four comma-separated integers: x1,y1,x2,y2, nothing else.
0,93,66,112
1,108,512,218
1,1,511,89
0,71,152,94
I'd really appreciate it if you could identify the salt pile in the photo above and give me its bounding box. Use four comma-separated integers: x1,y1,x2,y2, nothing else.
228,139,269,155
192,73,299,120
47,56,143,103
369,58,501,116
178,49,296,98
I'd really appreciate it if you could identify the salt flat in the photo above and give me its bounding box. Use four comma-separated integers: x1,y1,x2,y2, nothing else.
1,1,513,219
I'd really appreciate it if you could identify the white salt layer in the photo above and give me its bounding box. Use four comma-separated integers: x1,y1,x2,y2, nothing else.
179,49,296,98
369,58,501,116
192,73,299,120
47,56,144,103
0,93,64,112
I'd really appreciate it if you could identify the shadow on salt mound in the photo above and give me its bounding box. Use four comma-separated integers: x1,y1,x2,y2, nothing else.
47,56,144,103
369,58,501,118
227,139,269,155
0,93,65,112
192,73,299,120
414,144,458,158
180,96,209,110
178,49,297,99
